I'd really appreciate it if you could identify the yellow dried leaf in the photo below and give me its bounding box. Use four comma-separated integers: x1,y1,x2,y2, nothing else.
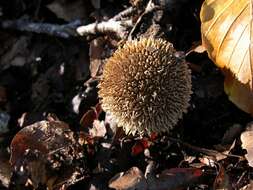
200,0,253,115
241,122,253,167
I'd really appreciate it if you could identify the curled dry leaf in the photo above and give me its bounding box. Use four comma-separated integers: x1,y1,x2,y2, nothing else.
80,103,102,129
109,167,148,190
79,103,106,138
10,120,86,189
200,0,253,115
80,108,98,129
241,122,253,167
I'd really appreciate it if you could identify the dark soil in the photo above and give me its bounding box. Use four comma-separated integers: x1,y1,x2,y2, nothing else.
0,0,252,190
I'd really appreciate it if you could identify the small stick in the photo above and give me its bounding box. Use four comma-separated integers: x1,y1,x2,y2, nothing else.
77,19,133,39
0,19,81,39
0,6,136,39
167,137,243,159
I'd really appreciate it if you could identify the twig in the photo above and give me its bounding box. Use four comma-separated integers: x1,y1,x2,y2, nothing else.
77,7,136,39
167,137,243,159
235,170,247,187
145,160,156,179
0,19,81,39
0,6,136,39
77,19,133,39
145,161,157,190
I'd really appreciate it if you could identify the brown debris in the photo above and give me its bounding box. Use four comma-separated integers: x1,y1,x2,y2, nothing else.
10,119,86,189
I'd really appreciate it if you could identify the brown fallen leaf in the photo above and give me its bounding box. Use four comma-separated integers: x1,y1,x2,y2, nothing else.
80,103,102,129
80,108,98,129
109,167,148,190
240,122,253,167
89,37,106,78
109,165,203,190
200,0,253,115
10,119,86,190
89,37,117,77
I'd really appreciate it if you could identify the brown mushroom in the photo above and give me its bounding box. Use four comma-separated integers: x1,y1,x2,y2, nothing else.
98,38,191,135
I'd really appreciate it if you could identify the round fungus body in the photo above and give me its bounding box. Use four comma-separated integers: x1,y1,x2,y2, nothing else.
98,38,191,135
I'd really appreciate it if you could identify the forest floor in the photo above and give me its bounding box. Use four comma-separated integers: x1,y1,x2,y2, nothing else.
0,0,252,189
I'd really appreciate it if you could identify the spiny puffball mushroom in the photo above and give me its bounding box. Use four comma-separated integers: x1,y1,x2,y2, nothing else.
98,38,191,135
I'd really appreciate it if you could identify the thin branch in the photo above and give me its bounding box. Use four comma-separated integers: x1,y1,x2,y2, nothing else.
167,137,244,159
76,19,133,39
0,6,136,39
0,19,81,39
76,7,136,39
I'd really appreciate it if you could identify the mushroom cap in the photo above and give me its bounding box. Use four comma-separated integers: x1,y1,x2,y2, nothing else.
98,38,191,135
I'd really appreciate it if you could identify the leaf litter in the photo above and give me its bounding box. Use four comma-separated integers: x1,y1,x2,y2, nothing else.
0,0,253,189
